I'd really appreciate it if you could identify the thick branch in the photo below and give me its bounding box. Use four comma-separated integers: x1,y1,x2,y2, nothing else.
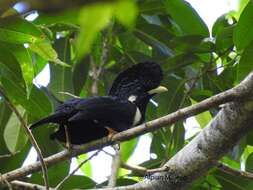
90,72,253,190
0,72,252,184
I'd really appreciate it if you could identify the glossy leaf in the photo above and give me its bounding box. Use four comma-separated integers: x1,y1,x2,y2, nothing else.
77,3,113,59
234,1,253,50
0,16,45,44
29,161,70,186
114,0,138,28
49,38,74,101
191,99,212,128
4,107,27,153
30,41,68,66
1,43,34,96
164,0,209,36
215,169,253,189
237,41,253,82
77,154,92,177
58,175,96,190
0,101,12,155
215,25,234,51
120,138,138,162
245,153,253,173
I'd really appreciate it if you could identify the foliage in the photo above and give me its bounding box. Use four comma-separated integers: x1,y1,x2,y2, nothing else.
0,0,253,189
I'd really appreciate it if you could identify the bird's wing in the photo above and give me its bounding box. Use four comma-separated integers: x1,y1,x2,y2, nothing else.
68,96,137,132
109,62,163,99
29,98,80,129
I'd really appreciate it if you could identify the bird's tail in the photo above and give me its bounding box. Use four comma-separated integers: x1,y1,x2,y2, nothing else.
29,112,65,129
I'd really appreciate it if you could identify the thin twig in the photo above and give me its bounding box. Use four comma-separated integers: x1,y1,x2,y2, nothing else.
55,150,100,189
11,180,55,190
0,173,12,190
108,147,121,187
216,162,253,180
0,86,50,190
58,91,81,99
1,73,252,183
0,151,20,159
91,30,109,96
121,163,170,176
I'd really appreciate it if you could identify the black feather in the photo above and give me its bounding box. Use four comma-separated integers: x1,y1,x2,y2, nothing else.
109,62,163,99
30,62,164,145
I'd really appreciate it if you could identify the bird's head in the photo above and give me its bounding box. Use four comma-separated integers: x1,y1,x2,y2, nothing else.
109,62,167,114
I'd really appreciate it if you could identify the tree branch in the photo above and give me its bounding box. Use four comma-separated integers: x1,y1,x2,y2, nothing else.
108,148,121,187
87,72,253,190
216,162,253,180
10,180,55,190
0,71,252,186
55,150,100,189
0,87,49,190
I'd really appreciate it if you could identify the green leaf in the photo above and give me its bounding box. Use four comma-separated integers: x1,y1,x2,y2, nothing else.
114,0,138,28
0,143,31,173
215,25,234,51
164,0,209,36
163,53,200,73
1,43,34,96
72,57,90,95
30,41,68,66
3,106,28,153
49,38,74,101
59,175,96,190
133,17,174,56
139,0,166,14
134,28,174,56
191,99,212,128
150,130,167,158
170,35,214,53
29,161,70,186
170,122,185,156
77,154,92,177
245,153,253,173
237,41,253,82
33,10,79,25
215,169,253,189
28,85,53,119
119,32,151,56
120,138,138,162
0,101,12,155
212,14,230,37
77,3,113,59
234,1,253,50
0,16,45,44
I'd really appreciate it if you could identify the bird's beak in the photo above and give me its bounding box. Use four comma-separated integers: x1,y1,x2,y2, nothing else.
148,86,168,94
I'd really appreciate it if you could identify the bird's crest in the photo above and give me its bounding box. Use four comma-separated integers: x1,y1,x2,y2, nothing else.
109,62,163,99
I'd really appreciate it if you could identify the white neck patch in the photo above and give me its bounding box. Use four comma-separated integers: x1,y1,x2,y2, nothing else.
133,107,142,126
128,95,137,102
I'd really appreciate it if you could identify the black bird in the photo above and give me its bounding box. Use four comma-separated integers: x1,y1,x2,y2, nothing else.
30,62,167,145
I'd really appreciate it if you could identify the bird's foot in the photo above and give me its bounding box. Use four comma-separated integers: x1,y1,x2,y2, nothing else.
105,127,118,140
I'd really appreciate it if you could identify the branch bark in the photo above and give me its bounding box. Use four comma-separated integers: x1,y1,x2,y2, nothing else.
1,71,253,188
87,72,253,190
